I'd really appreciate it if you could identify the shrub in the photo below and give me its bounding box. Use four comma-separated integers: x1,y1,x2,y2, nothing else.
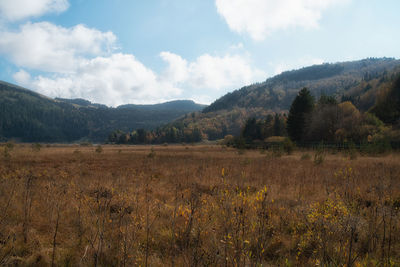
314,144,325,165
3,146,11,160
147,147,156,158
222,135,235,146
31,143,42,152
234,137,246,149
95,145,103,154
283,138,296,155
5,141,14,151
271,145,283,158
361,140,392,156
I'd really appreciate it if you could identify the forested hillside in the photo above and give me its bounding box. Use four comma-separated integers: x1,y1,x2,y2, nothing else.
111,58,400,143
204,58,400,113
0,81,205,142
176,58,400,140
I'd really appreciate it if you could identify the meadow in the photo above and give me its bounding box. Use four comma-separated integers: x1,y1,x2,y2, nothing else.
0,144,399,266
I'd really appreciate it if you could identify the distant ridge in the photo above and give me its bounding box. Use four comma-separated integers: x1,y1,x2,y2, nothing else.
117,100,207,111
0,81,206,142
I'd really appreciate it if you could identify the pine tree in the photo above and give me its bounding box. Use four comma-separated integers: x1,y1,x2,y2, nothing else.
286,88,315,142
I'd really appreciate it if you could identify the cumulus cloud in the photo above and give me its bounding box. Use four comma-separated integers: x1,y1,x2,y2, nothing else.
13,69,32,85
0,22,116,73
161,52,265,91
215,0,350,40
14,54,183,106
2,18,264,105
14,51,264,106
0,0,69,21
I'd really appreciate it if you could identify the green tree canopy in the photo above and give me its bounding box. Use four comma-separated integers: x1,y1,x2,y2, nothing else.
371,74,400,125
286,88,315,142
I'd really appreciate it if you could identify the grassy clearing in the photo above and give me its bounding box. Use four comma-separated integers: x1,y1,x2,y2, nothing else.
0,144,399,266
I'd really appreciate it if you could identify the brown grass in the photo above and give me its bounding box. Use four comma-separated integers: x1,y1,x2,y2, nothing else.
0,144,399,266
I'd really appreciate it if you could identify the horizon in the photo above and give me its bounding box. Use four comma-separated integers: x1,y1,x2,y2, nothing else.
1,0,400,106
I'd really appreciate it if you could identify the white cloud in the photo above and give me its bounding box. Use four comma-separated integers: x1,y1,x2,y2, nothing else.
161,52,265,91
160,52,189,84
15,51,264,106
13,69,32,85
0,22,116,73
215,0,350,40
0,0,69,21
2,18,265,105
15,54,183,106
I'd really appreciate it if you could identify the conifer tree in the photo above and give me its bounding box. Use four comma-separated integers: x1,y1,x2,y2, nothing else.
286,88,315,142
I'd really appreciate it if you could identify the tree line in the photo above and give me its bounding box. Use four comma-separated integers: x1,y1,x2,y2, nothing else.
108,125,202,144
236,77,399,150
109,74,400,147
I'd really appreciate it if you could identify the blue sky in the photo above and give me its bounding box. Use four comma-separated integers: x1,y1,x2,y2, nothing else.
0,0,399,106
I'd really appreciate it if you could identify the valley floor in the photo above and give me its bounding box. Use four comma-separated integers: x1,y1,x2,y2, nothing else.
0,144,399,266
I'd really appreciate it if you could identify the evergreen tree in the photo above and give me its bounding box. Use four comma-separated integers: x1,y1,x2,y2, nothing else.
371,75,400,124
287,88,315,142
273,114,285,136
242,118,262,142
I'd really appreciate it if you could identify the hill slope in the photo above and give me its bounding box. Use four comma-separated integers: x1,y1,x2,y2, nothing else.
0,81,205,142
168,58,400,139
204,58,400,113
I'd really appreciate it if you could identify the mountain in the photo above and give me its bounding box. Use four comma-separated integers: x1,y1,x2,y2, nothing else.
165,58,400,139
204,58,400,113
0,81,205,142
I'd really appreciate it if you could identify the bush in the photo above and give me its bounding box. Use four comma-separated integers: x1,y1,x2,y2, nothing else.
234,137,246,150
31,143,42,152
222,135,235,146
147,147,156,158
361,140,392,156
95,145,103,154
271,145,283,158
283,138,295,155
3,146,11,160
5,141,14,151
314,143,325,165
314,151,325,165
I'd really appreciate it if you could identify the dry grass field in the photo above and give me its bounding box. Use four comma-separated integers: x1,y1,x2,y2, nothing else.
0,144,399,266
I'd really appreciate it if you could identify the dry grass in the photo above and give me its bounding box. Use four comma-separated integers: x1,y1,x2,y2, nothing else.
0,144,399,266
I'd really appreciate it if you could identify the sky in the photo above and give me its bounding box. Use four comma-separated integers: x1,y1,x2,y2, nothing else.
0,0,399,106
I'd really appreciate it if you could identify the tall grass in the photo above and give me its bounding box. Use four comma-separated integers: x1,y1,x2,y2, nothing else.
0,145,399,266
